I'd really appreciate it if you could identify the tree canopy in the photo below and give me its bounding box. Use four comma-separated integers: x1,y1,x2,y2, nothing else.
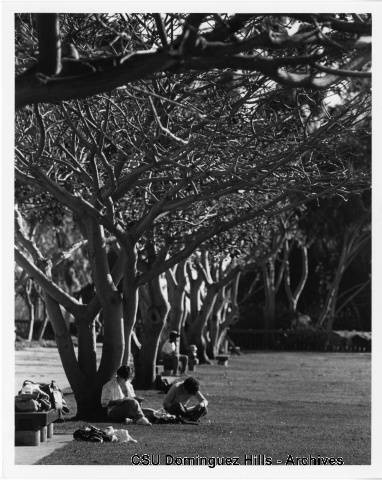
14,12,372,410
16,13,371,107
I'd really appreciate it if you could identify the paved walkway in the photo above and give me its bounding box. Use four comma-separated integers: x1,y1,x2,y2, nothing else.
15,345,102,393
15,434,73,464
15,347,79,464
15,347,71,393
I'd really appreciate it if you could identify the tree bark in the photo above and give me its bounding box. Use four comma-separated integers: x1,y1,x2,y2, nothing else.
84,218,124,386
207,288,226,358
44,295,79,384
214,271,241,354
187,285,218,363
36,14,62,75
284,242,309,314
318,244,347,331
263,262,276,346
77,317,97,382
122,281,139,366
37,299,48,341
122,244,139,365
216,327,229,354
135,275,170,389
318,223,369,331
26,280,35,342
164,261,188,350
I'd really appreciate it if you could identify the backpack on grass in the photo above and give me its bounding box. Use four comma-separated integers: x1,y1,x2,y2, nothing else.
73,425,114,443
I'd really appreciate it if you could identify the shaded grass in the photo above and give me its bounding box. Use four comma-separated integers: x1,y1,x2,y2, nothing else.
37,351,371,465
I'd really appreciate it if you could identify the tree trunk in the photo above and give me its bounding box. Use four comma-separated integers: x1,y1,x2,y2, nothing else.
187,262,204,326
43,294,92,403
318,237,348,330
122,287,138,366
26,280,35,342
37,300,48,341
121,244,139,365
164,262,187,351
96,297,124,385
85,219,125,386
263,262,276,348
216,327,229,354
77,317,97,382
284,243,309,314
207,288,226,358
213,271,241,354
134,276,170,389
318,222,370,331
207,314,220,358
36,14,62,75
187,286,217,363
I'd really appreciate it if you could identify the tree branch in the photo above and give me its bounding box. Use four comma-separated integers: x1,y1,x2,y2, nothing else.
15,246,85,318
35,13,62,75
153,14,169,48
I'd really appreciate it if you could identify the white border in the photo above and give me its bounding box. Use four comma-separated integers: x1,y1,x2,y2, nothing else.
2,2,381,479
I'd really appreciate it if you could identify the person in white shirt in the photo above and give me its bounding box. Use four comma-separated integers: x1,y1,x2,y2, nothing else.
101,365,152,425
163,377,208,421
161,330,189,375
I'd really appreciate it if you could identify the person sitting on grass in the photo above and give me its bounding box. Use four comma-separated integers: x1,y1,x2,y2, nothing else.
163,377,208,422
161,330,189,375
101,365,152,425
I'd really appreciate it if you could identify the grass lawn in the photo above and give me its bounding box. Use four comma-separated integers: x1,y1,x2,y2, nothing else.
36,351,371,465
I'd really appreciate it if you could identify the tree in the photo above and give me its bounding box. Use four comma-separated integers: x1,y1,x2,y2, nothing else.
317,216,370,331
14,13,371,408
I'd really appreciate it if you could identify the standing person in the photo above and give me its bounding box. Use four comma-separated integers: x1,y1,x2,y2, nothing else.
101,365,152,425
161,330,188,375
163,377,208,421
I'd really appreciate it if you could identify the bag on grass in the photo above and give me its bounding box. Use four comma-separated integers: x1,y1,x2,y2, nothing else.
73,425,114,443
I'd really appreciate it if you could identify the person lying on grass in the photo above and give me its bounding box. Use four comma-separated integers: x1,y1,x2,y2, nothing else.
101,365,153,425
163,377,208,422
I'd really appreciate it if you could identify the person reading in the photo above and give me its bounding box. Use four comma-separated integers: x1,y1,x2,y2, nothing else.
163,377,208,422
101,365,152,425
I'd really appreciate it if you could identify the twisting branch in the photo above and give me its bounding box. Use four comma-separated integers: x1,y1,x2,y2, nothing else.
313,62,371,78
15,205,46,267
149,97,190,145
33,104,46,161
15,246,85,318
